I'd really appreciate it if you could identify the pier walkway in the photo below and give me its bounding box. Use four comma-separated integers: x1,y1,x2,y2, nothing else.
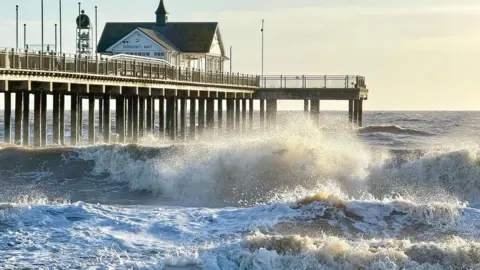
0,48,368,147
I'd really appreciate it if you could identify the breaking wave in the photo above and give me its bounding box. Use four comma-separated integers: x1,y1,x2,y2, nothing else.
358,125,434,136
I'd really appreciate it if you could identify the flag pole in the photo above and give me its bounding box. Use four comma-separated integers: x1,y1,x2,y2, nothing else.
261,19,264,78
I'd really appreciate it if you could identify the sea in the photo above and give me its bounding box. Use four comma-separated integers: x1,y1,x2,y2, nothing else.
0,110,479,269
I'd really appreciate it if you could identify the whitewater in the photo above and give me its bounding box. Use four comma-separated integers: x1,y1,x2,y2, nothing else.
0,111,480,269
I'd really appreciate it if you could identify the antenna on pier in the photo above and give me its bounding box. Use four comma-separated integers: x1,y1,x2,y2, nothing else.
76,8,93,56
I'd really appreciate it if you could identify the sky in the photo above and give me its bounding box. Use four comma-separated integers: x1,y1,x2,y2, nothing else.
1,0,480,111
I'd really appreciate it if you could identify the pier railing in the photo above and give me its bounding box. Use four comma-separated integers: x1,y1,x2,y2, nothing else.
0,48,260,87
259,75,366,89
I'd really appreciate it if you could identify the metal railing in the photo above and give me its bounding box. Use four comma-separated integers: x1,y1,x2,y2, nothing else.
0,48,260,88
259,75,366,89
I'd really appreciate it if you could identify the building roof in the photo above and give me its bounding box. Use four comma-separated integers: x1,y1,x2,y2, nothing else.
98,22,219,54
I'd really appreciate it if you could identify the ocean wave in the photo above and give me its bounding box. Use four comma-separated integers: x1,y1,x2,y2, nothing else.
242,233,480,269
358,125,434,136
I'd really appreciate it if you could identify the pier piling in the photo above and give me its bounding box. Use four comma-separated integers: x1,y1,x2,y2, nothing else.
53,93,60,144
189,97,196,139
88,95,95,144
4,92,11,143
22,92,29,146
14,92,22,145
71,94,78,145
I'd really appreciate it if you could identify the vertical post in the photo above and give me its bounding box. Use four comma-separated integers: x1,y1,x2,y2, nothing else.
261,19,264,77
16,5,19,49
70,93,78,145
217,98,223,131
52,93,60,144
41,93,47,146
132,96,139,142
41,0,44,69
4,93,11,143
198,98,205,134
117,96,125,143
166,96,177,140
259,99,265,130
60,94,65,145
348,100,354,125
127,96,133,139
266,100,277,131
353,100,358,127
22,91,30,146
159,97,165,137
78,98,83,140
310,100,320,126
358,99,363,128
88,95,95,144
189,98,196,139
241,98,247,134
55,24,58,53
139,97,145,137
33,92,41,147
14,92,22,145
98,97,103,132
95,6,98,54
235,98,241,131
304,100,309,118
146,97,153,133
103,94,111,143
24,24,26,50
180,98,186,140
206,99,214,130
249,98,254,131
59,0,62,55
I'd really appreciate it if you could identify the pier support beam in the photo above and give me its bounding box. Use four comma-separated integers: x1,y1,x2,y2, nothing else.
348,100,354,125
266,99,277,130
189,98,196,139
241,99,247,134
78,98,83,140
226,99,234,130
103,94,111,143
304,100,309,118
52,93,60,145
166,96,177,140
132,96,139,142
159,97,165,137
99,100,103,133
310,99,320,126
198,98,205,134
353,100,359,127
60,95,65,145
146,97,153,133
217,98,223,131
358,99,363,127
235,99,241,131
70,93,78,145
139,97,145,137
249,99,254,131
41,93,47,146
4,93,11,143
88,95,95,144
179,98,187,140
22,91,30,146
116,96,125,143
127,97,133,140
259,99,265,130
206,99,214,130
33,93,41,147
15,92,22,145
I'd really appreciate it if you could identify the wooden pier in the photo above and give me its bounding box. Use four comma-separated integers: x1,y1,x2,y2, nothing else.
0,49,368,146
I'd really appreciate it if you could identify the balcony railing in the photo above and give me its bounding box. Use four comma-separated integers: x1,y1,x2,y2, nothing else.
0,48,260,88
259,75,366,89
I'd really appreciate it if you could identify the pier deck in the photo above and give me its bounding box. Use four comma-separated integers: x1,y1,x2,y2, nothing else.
0,49,368,147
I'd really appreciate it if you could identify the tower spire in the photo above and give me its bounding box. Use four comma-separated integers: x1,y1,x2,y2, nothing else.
155,0,168,26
